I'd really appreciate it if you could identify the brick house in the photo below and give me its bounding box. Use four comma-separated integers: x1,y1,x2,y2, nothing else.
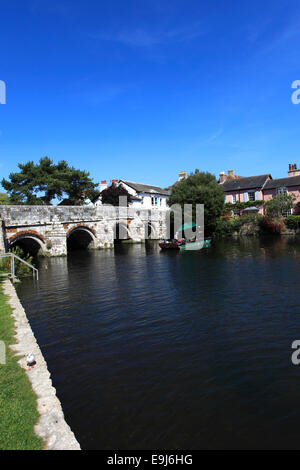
220,164,300,215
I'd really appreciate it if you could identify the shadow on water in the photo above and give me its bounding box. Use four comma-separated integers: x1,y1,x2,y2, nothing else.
16,236,300,450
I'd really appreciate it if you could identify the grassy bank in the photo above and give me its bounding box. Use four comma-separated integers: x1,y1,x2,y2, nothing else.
0,281,42,450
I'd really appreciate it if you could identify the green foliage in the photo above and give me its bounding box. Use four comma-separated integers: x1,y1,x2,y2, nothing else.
0,282,42,449
0,193,11,205
214,217,242,237
265,193,295,217
0,247,35,278
1,156,98,205
224,200,264,215
285,215,300,230
168,170,225,236
101,183,132,206
214,214,262,237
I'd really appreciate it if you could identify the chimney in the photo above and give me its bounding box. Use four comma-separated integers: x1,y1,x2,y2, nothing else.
111,179,118,185
228,169,235,178
219,171,226,183
100,180,107,192
288,163,300,177
178,171,187,182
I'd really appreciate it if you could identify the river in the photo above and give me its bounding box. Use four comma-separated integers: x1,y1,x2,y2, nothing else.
16,237,300,450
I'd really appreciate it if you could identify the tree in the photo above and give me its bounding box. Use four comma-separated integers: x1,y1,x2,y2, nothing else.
100,183,132,206
265,193,296,217
0,192,11,205
168,170,225,235
1,157,98,205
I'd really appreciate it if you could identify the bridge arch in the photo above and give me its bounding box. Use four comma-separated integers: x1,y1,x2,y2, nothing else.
8,231,46,256
113,221,131,243
144,222,157,240
67,225,96,251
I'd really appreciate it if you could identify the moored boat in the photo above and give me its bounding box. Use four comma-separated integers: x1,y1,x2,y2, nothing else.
159,241,185,250
179,238,212,251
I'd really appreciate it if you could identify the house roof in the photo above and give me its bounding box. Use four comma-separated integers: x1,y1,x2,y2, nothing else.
264,175,300,190
221,174,271,192
120,180,170,196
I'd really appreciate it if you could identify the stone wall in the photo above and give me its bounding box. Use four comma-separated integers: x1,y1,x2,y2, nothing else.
0,206,168,256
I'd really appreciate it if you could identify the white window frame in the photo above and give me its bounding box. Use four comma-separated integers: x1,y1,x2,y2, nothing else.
277,186,288,195
248,191,255,202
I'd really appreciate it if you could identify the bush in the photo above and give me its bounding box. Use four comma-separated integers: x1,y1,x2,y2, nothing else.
285,215,300,230
0,247,35,277
265,193,295,217
259,216,285,234
214,217,243,237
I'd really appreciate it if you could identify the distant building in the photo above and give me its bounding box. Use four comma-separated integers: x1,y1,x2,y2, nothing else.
94,179,170,210
220,171,271,212
220,164,300,215
263,164,300,215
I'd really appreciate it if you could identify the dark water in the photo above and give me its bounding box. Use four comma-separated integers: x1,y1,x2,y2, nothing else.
16,237,300,450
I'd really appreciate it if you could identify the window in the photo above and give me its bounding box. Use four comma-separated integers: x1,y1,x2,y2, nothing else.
232,194,236,203
248,192,255,202
154,197,158,206
151,197,154,205
282,208,292,217
277,186,288,195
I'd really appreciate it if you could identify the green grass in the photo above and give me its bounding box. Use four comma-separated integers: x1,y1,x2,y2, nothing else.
0,281,43,450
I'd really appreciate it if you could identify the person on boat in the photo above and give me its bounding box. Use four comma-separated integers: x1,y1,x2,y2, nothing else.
174,232,179,244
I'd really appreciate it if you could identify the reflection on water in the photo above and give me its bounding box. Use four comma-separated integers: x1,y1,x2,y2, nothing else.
16,237,300,449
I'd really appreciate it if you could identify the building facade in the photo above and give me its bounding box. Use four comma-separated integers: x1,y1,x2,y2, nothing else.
94,180,170,210
220,164,300,215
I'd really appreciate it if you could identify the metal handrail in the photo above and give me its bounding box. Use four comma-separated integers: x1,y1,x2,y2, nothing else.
0,253,38,280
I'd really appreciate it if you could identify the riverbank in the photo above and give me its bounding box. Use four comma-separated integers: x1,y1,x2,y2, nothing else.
0,280,42,450
0,279,80,450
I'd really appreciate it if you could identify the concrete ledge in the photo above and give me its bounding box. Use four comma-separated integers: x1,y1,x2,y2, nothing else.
3,279,81,450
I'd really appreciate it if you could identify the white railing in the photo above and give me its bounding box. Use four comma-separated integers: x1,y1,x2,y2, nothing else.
0,253,38,280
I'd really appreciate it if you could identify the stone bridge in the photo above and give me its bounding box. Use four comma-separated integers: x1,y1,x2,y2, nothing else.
0,205,168,256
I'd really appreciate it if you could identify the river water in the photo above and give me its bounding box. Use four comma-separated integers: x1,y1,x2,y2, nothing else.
16,237,300,450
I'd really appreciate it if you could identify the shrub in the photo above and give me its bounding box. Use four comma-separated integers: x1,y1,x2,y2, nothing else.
259,216,285,234
285,215,300,230
265,193,296,217
0,247,35,277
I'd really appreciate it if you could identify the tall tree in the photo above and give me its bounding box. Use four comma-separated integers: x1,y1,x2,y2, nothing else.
1,157,98,205
168,170,225,235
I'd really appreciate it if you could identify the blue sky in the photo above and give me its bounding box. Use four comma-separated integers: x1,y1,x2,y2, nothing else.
1,0,300,190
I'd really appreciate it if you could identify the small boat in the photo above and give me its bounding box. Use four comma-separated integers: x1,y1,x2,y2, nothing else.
159,241,185,250
179,238,212,251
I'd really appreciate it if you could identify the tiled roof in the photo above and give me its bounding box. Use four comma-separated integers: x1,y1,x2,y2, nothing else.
120,180,170,196
264,175,300,189
221,174,271,192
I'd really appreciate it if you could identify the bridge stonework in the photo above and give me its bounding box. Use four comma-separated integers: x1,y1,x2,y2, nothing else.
0,205,168,256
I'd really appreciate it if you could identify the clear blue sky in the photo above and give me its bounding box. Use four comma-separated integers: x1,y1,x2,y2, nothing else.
1,0,300,190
